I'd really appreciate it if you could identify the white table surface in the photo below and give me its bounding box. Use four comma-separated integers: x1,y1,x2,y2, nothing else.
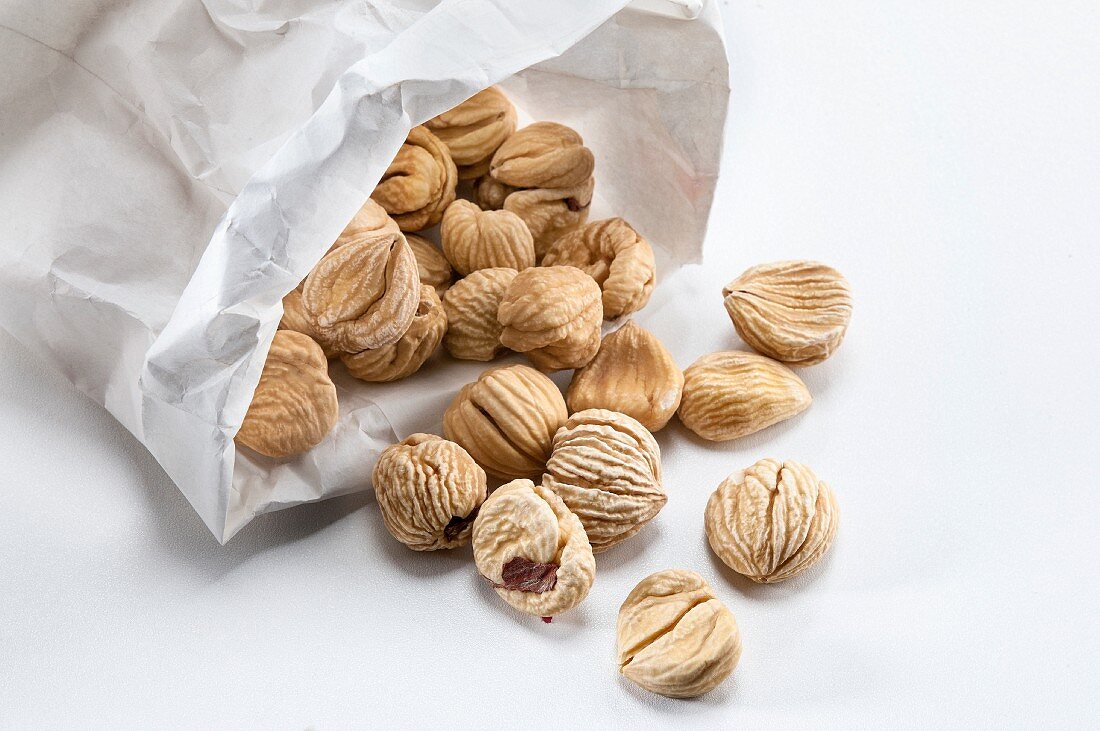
2,2,1098,728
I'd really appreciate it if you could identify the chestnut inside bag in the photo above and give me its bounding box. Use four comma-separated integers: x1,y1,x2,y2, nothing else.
0,0,729,542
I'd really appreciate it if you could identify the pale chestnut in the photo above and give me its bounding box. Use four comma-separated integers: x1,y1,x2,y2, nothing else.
406,234,454,296
426,86,517,180
341,285,446,383
617,569,742,698
542,409,665,552
723,260,852,366
371,126,457,231
566,321,683,432
472,478,595,617
497,265,602,371
473,175,516,211
372,433,487,550
490,121,594,189
279,286,340,358
440,199,535,275
235,331,338,458
441,267,518,361
705,458,839,583
542,218,656,319
678,351,811,441
300,231,420,354
503,178,593,258
443,364,568,480
332,198,401,252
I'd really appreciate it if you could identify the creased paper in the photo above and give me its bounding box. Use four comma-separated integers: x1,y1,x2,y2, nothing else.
0,0,729,542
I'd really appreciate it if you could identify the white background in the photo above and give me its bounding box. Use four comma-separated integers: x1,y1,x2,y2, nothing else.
2,1,1098,727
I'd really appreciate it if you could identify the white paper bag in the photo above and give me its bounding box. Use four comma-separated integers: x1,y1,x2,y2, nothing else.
0,0,729,542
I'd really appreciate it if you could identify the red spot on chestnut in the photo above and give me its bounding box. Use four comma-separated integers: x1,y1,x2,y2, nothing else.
488,556,559,593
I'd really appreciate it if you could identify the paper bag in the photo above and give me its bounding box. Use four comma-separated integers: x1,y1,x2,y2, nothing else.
0,0,729,542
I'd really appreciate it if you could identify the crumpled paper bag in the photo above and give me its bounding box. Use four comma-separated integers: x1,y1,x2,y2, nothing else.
0,0,729,542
